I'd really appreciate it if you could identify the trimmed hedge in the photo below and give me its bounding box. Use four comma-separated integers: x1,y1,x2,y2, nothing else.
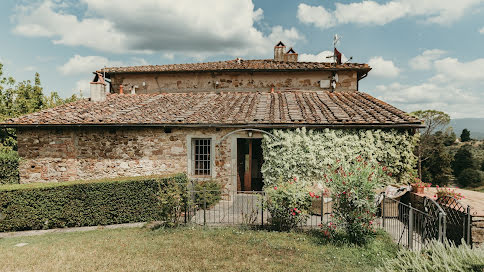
0,151,19,184
0,173,188,232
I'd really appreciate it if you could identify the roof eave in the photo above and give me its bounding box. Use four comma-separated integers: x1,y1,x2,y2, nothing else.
0,122,424,129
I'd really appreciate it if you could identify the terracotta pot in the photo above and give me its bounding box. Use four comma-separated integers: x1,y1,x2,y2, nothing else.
411,185,424,194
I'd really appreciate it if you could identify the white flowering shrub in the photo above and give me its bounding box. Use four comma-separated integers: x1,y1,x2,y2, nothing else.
261,128,418,188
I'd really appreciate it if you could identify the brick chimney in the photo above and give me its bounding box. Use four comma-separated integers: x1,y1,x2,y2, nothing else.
286,47,298,62
90,73,106,102
274,41,286,61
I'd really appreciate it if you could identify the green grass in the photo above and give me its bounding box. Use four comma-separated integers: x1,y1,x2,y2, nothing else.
0,227,398,272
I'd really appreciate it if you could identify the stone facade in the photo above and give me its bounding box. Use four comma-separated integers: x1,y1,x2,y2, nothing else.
472,216,484,247
17,127,259,192
110,70,358,94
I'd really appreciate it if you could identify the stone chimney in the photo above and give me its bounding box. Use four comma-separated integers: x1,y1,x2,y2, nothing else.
90,73,107,102
274,41,286,61
285,47,298,62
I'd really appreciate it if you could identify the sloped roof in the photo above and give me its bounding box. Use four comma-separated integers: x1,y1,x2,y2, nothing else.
98,59,370,74
1,91,421,128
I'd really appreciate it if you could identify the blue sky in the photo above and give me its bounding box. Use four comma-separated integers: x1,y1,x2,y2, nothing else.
1,0,483,118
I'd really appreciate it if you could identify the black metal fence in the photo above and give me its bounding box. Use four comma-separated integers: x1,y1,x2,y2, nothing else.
182,188,473,250
183,189,332,228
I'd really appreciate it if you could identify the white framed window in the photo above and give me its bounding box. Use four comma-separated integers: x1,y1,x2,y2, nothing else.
192,138,212,176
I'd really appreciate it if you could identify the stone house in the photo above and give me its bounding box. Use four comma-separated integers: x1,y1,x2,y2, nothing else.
1,42,422,192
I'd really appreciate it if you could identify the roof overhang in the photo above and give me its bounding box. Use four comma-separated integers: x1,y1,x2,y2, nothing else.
1,122,424,129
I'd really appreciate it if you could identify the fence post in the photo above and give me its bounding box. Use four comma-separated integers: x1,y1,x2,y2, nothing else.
320,193,324,226
382,194,386,229
203,188,207,226
184,191,188,224
467,205,471,245
438,212,443,242
261,193,264,227
408,203,414,250
442,213,447,242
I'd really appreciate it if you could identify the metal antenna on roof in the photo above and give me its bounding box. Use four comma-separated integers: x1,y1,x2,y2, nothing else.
333,34,341,65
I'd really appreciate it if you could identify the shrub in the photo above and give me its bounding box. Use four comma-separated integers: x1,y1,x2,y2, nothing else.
156,176,189,228
261,128,418,188
265,177,313,231
192,179,222,208
377,240,484,272
0,151,19,184
457,168,482,188
0,173,188,232
325,157,389,244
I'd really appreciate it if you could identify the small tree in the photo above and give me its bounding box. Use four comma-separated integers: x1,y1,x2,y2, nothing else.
452,145,474,177
411,110,451,179
457,168,482,188
460,129,471,142
421,132,453,186
443,131,456,146
481,160,484,171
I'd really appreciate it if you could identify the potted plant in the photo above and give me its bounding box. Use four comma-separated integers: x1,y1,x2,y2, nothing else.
411,179,431,194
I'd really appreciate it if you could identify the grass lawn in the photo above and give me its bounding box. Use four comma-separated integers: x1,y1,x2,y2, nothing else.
0,226,398,272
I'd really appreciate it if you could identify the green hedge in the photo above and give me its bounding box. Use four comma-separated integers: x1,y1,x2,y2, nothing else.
0,151,19,185
0,173,188,232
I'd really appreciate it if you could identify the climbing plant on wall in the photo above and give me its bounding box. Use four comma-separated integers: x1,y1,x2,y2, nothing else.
261,128,419,187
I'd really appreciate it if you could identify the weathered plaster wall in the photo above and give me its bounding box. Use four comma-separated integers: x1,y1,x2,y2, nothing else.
110,70,358,94
17,127,246,191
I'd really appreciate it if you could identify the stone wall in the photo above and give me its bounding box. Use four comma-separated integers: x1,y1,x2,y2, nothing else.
110,70,358,94
472,216,484,247
17,127,239,191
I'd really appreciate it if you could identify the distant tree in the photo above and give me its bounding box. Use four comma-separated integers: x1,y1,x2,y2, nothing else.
460,129,471,142
452,145,474,177
421,133,453,186
411,110,451,179
457,168,482,188
443,131,457,146
481,160,484,171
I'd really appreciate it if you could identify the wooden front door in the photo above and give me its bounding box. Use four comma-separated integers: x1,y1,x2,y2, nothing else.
237,138,264,191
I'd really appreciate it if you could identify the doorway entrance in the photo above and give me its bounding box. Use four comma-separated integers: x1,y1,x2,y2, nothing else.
237,138,264,191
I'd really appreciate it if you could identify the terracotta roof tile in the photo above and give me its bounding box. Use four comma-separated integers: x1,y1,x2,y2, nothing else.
98,59,371,74
0,91,422,128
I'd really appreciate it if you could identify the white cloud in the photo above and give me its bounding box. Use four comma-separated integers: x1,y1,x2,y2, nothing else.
298,50,348,63
23,66,38,72
297,3,335,29
58,55,124,76
370,55,484,118
372,82,483,118
74,79,90,97
58,55,151,76
409,49,446,70
434,57,484,81
368,57,400,77
297,0,482,29
480,26,484,34
13,0,303,57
